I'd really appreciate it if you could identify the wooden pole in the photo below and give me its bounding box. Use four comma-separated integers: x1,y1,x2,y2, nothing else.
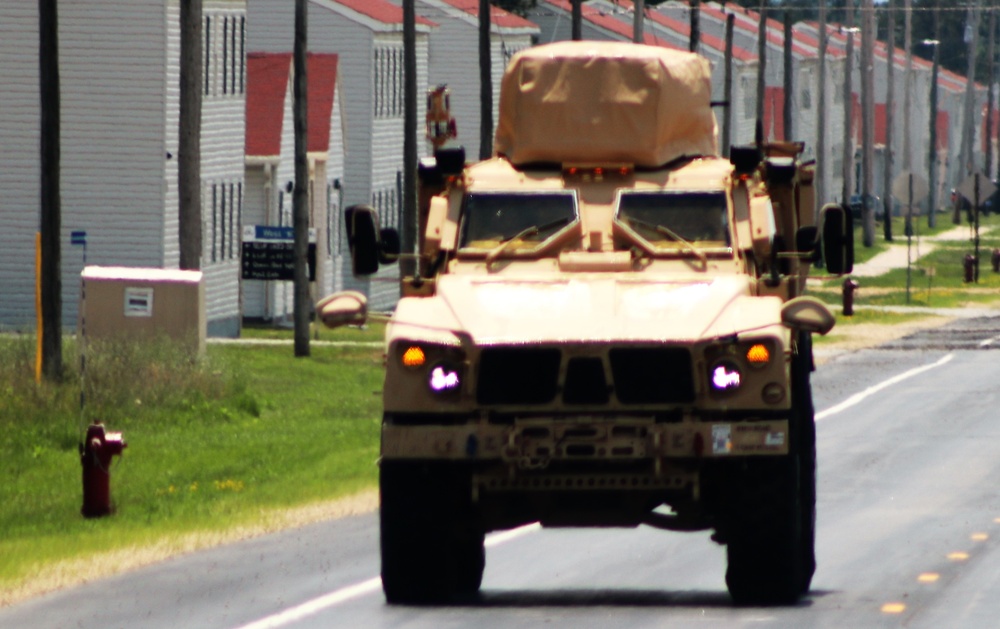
783,12,793,141
928,12,940,228
572,0,582,41
884,0,895,241
861,0,875,247
179,0,203,271
39,0,63,380
689,0,700,53
841,8,855,206
293,0,310,356
817,0,828,216
479,0,493,160
756,0,767,144
903,0,912,172
402,1,417,279
986,8,995,180
723,13,734,157
634,0,644,43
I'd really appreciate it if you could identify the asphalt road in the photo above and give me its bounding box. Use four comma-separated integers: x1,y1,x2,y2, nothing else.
5,317,1000,629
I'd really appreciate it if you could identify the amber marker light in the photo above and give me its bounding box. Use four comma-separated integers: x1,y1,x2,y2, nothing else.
881,603,906,614
917,573,940,583
402,346,426,368
746,343,770,366
947,552,969,561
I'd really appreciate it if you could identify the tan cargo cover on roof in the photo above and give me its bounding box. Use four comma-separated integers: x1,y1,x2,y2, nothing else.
494,41,718,168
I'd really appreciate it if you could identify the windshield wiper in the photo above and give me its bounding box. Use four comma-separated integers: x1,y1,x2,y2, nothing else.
484,217,573,267
623,216,707,263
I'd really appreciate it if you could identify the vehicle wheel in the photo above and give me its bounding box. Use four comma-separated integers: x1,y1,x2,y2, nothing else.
724,332,816,605
380,460,485,604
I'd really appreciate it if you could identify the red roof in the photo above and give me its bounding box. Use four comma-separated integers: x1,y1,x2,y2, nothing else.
336,0,436,27
613,0,754,61
246,53,292,157
307,53,339,153
545,0,682,49
438,0,537,29
707,2,814,59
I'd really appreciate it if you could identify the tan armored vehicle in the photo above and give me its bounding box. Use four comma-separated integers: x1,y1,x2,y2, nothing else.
319,41,853,605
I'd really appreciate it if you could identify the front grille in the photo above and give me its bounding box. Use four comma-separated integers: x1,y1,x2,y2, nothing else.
563,357,609,404
476,346,695,406
477,348,561,405
609,347,695,404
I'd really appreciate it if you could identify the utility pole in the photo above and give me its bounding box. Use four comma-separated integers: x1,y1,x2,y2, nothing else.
634,0,644,43
987,8,996,180
690,0,700,53
960,4,981,185
861,0,874,247
756,0,767,144
903,0,912,173
402,1,417,280
926,32,940,228
479,0,492,160
817,0,828,216
783,12,793,141
293,0,310,357
723,13,734,157
884,0,895,242
39,0,63,380
572,0,582,41
179,0,202,271
842,10,856,206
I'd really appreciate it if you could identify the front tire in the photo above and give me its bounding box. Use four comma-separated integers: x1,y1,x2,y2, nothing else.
724,332,816,605
380,461,485,604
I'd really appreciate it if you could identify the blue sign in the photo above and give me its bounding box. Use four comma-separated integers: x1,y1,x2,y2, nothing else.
71,230,87,246
255,225,295,241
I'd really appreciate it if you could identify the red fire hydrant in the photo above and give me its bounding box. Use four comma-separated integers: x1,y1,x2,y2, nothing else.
80,421,126,518
842,278,859,317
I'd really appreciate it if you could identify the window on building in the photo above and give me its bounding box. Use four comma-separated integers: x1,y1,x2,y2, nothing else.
204,16,212,95
211,183,218,262
374,47,404,118
741,77,755,120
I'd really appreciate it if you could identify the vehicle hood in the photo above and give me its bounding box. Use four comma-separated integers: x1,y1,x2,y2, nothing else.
388,274,784,346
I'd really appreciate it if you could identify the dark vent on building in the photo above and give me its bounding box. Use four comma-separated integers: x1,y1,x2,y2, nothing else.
609,347,695,404
477,347,561,405
563,357,609,405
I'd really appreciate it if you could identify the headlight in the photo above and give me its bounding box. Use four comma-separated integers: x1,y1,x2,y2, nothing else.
709,360,742,392
428,361,463,394
394,342,466,397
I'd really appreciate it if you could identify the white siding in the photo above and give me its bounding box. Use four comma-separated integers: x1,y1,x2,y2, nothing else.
0,0,246,335
0,4,42,328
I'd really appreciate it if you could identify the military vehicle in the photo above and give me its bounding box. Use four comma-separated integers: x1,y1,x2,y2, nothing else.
318,41,853,605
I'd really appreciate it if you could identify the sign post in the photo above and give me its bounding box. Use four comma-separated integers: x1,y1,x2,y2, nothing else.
892,171,929,303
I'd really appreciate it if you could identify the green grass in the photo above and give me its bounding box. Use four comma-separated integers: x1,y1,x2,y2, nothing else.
0,328,385,599
811,212,1000,309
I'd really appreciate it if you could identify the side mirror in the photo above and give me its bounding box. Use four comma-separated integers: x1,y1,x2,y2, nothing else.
344,205,400,276
781,296,835,335
820,203,854,275
316,290,367,328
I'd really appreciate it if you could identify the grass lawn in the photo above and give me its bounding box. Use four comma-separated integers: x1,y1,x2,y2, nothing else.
811,212,1000,309
0,327,384,605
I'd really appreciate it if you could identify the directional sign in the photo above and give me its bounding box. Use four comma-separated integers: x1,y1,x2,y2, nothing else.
956,172,997,206
70,230,87,246
891,171,929,205
241,225,316,281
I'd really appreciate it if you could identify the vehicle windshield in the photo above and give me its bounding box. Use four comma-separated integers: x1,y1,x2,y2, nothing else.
459,191,578,252
616,191,730,252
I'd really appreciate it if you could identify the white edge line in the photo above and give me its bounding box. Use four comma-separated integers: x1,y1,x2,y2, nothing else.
232,522,541,629
815,353,954,421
